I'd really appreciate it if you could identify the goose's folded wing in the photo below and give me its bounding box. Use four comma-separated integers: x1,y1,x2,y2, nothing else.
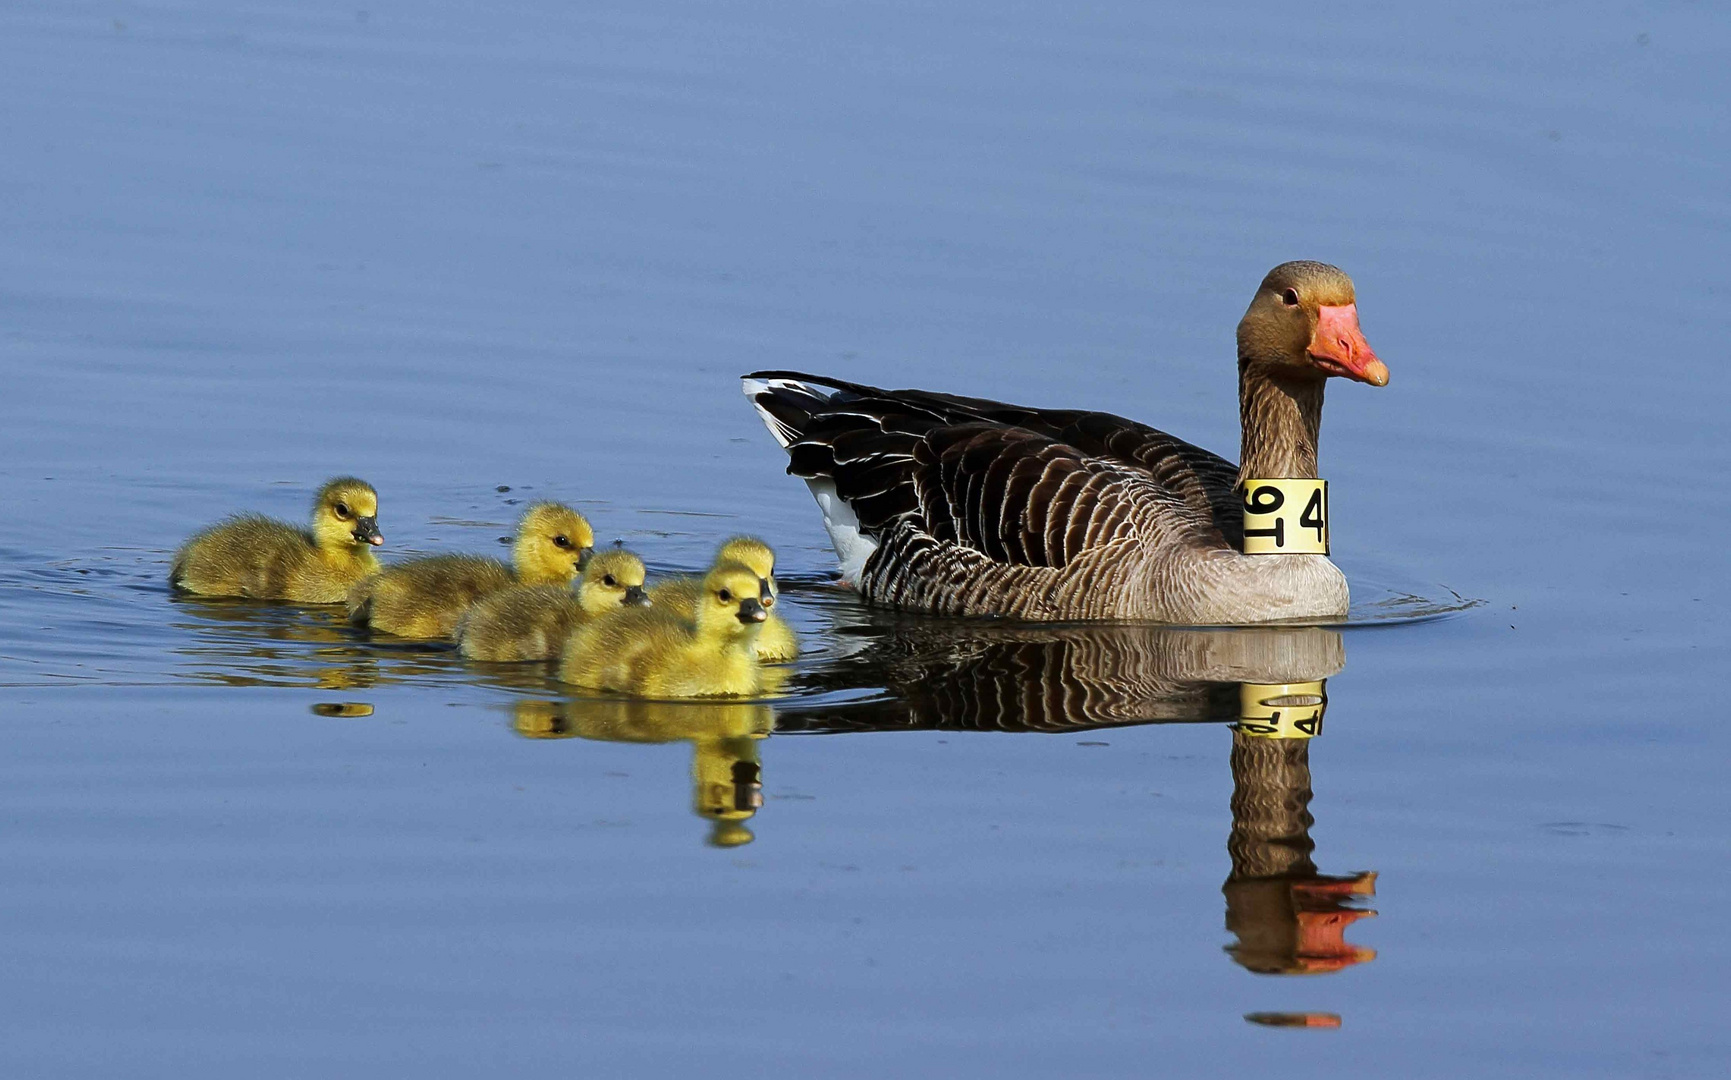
747,372,1239,563
1031,412,1243,542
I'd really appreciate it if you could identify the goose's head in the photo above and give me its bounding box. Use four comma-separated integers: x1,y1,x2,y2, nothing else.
513,502,594,585
1237,262,1388,387
716,535,778,606
696,561,769,637
312,477,382,550
575,547,650,615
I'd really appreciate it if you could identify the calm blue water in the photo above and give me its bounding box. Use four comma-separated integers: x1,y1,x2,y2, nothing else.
2,2,1728,1076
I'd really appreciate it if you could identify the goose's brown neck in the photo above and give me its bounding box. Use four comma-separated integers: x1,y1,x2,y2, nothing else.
1237,364,1324,484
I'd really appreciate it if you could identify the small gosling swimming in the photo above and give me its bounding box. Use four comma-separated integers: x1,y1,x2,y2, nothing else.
170,477,384,603
560,561,769,698
651,536,800,662
349,501,594,639
456,547,651,662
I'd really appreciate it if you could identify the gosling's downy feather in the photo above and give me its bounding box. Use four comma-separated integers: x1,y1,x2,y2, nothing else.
560,562,768,698
348,554,516,638
170,477,383,603
352,501,594,639
454,585,584,662
649,536,800,662
456,547,649,662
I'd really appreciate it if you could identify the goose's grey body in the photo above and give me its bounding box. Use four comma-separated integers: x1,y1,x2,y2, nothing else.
744,373,1346,624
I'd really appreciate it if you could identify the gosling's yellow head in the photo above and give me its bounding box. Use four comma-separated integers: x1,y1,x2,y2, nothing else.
512,502,594,586
575,547,650,616
696,561,770,637
716,535,778,603
312,477,382,550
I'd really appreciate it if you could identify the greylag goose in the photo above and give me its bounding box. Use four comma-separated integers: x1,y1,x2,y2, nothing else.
743,261,1387,623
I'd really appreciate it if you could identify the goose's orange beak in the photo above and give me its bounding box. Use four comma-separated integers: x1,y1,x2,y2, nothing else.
1309,304,1388,386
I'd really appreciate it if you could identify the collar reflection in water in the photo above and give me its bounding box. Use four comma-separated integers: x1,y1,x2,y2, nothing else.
513,612,1377,1002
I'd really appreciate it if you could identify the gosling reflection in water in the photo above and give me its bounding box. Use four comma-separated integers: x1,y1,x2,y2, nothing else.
169,595,554,695
168,596,388,690
514,699,771,847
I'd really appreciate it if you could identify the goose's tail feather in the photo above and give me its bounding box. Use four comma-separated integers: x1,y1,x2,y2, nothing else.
741,372,885,584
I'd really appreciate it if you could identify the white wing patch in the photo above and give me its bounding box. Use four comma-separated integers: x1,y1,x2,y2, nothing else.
742,376,879,584
804,478,877,586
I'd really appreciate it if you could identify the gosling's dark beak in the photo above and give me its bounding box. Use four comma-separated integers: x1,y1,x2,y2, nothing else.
622,584,650,607
575,547,594,572
353,517,383,546
758,579,775,607
736,597,768,624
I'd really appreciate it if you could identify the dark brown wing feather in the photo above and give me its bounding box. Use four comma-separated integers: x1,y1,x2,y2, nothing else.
746,371,1243,571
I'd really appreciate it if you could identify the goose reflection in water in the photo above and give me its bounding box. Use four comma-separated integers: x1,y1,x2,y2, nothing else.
514,699,772,848
1224,731,1376,975
778,618,1345,730
775,619,1377,978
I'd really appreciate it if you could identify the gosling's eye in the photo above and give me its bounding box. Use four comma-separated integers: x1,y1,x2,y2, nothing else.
717,589,732,603
602,575,617,587
1281,288,1300,307
334,503,351,519
552,535,571,549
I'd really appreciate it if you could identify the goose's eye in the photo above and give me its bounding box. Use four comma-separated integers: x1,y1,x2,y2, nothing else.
552,535,571,549
602,575,617,587
717,589,732,603
334,503,351,519
1281,288,1300,307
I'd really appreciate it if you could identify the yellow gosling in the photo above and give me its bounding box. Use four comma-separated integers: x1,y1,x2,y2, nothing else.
170,477,384,603
650,535,800,662
455,547,650,662
560,561,768,698
349,501,594,639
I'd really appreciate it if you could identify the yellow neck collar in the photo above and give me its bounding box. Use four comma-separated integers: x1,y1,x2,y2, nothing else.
1242,478,1328,555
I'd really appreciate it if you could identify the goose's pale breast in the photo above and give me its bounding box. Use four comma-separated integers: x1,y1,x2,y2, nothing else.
1122,549,1349,624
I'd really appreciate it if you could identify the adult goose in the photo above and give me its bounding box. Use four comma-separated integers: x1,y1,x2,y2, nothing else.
742,261,1388,624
